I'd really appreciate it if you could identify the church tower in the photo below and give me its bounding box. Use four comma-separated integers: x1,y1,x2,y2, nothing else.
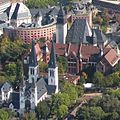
48,42,58,93
56,4,67,44
28,40,39,83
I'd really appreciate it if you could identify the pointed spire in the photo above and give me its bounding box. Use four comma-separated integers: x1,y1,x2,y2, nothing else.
57,3,66,24
29,40,38,67
48,41,57,68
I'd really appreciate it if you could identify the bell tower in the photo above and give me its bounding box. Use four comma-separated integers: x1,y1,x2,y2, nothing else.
48,41,58,93
28,40,39,83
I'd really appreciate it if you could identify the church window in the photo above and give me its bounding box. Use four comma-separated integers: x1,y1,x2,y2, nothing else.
30,68,32,75
33,69,34,75
51,79,53,83
50,70,54,77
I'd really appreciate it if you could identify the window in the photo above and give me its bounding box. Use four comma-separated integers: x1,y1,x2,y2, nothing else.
50,70,54,77
31,68,32,74
33,69,34,75
51,79,53,83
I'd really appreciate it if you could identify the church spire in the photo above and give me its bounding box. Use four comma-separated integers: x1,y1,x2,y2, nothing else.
48,41,57,68
29,40,38,67
57,3,66,24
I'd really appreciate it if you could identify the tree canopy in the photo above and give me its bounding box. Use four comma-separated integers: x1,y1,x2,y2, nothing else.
26,0,58,8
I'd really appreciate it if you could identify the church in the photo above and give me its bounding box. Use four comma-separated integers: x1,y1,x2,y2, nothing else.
19,40,59,113
0,39,59,114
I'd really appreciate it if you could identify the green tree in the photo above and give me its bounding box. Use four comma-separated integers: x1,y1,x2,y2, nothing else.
99,95,120,114
57,105,68,119
24,112,37,120
4,62,16,82
57,62,64,75
38,61,48,73
63,82,78,104
37,101,49,119
15,60,24,89
93,71,104,87
114,61,120,72
76,106,106,120
0,35,28,63
57,56,68,72
106,72,120,87
26,0,58,8
107,111,119,120
4,62,16,76
0,109,10,120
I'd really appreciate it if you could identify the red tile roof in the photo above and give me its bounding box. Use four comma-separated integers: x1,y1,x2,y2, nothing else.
63,73,80,84
104,49,120,67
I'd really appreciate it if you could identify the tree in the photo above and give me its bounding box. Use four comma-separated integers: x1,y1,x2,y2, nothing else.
24,112,37,120
50,93,70,115
63,82,78,104
37,101,49,119
15,60,24,89
4,62,16,82
57,56,68,72
4,62,16,76
107,111,119,120
114,61,120,72
99,95,120,114
0,35,28,63
26,0,58,8
57,62,64,75
0,109,10,120
76,106,106,120
57,105,68,119
38,61,48,73
93,71,104,87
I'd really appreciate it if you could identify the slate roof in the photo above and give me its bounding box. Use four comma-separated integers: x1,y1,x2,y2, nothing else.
11,3,20,20
46,85,56,95
4,2,31,20
48,41,57,68
66,19,92,44
36,78,47,100
0,12,8,22
92,28,108,43
44,78,56,94
30,7,59,18
0,82,12,92
11,92,20,109
93,0,120,13
66,19,108,44
29,40,38,67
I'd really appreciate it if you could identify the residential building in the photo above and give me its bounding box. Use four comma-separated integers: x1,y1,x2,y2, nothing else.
41,41,120,74
96,48,120,74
